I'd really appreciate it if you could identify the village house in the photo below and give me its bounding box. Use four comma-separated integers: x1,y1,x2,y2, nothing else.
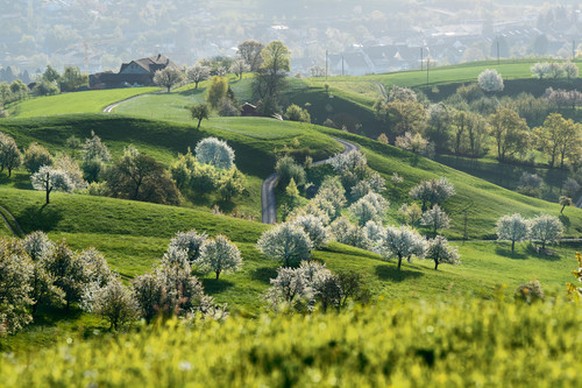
89,54,178,89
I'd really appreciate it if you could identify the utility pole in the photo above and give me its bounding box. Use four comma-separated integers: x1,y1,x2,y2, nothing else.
325,50,328,81
420,47,424,71
426,57,430,86
573,40,576,61
341,55,344,76
496,38,500,65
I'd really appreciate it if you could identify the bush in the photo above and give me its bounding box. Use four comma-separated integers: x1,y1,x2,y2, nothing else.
0,239,33,335
257,223,313,267
528,215,564,251
395,132,429,154
105,147,180,206
517,172,543,197
218,99,240,117
275,155,306,188
32,80,60,96
425,235,460,270
24,143,53,174
348,192,389,226
329,217,366,248
496,213,529,252
378,226,426,270
421,204,450,236
515,280,544,304
290,214,329,249
0,132,21,177
133,252,216,322
195,137,235,170
217,167,246,201
199,235,243,279
85,277,139,331
477,69,504,93
168,229,208,265
284,104,311,122
266,261,333,312
409,177,455,211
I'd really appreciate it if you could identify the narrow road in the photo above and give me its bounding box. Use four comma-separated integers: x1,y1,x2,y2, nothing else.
103,101,122,113
261,137,358,224
103,94,151,113
261,173,279,224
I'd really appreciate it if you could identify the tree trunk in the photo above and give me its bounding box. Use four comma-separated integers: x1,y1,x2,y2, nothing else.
195,81,199,89
434,260,439,270
397,255,403,270
511,239,515,252
561,204,566,214
197,118,202,129
45,172,51,204
215,271,220,280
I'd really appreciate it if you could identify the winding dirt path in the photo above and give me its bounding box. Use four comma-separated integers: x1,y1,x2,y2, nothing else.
261,138,358,224
102,94,150,113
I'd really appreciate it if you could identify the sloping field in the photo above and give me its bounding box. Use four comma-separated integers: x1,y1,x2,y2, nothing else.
10,87,158,118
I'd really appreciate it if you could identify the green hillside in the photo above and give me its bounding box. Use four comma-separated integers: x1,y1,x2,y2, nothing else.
9,87,158,118
0,187,578,313
1,114,579,240
1,61,580,358
320,129,582,239
0,114,342,219
307,60,582,107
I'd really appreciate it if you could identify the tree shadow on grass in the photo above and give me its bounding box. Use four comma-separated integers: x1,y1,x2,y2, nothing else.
525,244,561,261
33,305,84,326
495,246,528,260
178,88,205,97
216,200,236,214
251,266,278,284
375,265,423,282
2,174,32,190
202,278,235,294
20,205,62,232
559,214,570,228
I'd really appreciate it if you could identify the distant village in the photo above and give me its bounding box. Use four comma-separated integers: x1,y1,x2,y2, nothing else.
0,1,580,80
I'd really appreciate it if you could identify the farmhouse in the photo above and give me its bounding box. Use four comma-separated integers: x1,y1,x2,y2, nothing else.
89,54,178,89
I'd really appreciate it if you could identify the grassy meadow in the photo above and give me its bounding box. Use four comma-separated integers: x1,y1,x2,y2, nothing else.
0,60,581,383
0,183,579,354
9,87,158,118
306,59,582,107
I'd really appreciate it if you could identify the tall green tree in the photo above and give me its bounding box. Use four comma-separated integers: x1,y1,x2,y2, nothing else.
237,40,264,72
489,107,530,162
534,113,581,168
206,76,228,109
59,66,88,92
153,67,184,93
253,41,290,114
105,146,180,205
190,103,209,129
